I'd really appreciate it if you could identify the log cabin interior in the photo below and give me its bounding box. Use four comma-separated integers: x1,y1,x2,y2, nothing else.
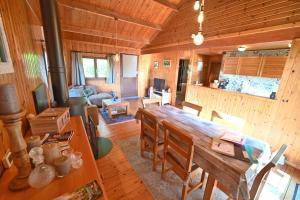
0,0,300,199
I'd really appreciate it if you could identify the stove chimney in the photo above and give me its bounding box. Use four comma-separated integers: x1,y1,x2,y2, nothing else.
39,0,68,106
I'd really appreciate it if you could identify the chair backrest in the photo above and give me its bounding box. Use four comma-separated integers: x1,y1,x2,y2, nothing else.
162,120,194,180
87,116,98,159
139,108,159,144
250,144,288,200
211,110,245,131
182,101,202,117
141,98,161,109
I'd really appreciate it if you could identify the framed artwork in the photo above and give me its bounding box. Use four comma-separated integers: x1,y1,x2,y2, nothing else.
163,59,171,67
154,61,159,69
0,15,13,74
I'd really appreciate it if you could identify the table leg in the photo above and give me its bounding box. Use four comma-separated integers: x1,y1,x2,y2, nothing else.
126,103,130,115
203,174,217,200
108,107,112,119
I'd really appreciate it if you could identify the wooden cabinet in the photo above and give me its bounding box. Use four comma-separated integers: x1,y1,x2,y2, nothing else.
223,57,239,74
260,56,287,78
237,57,262,76
222,56,287,78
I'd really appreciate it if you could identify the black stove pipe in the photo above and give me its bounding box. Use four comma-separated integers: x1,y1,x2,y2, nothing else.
39,0,68,106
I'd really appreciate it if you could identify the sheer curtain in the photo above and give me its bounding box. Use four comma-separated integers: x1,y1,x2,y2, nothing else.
106,55,115,84
71,51,85,86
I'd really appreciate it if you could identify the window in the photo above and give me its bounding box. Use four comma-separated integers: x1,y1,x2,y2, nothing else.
82,57,109,78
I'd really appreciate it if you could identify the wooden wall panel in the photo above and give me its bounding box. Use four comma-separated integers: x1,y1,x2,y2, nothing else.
144,50,193,104
268,39,300,165
185,86,275,141
63,40,140,96
0,0,45,159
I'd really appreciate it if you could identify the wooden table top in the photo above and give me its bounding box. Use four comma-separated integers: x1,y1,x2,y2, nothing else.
139,105,271,199
0,116,107,200
102,98,129,106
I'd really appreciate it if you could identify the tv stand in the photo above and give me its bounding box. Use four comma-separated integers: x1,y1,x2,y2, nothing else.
150,89,171,105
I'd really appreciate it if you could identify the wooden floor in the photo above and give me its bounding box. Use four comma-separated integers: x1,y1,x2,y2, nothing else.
96,99,300,200
96,100,153,200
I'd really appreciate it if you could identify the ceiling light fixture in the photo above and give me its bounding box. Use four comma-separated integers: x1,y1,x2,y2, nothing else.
238,46,247,52
114,18,119,62
193,0,200,10
192,0,205,46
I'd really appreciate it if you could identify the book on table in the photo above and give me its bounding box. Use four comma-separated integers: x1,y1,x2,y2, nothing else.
211,138,262,163
54,180,103,200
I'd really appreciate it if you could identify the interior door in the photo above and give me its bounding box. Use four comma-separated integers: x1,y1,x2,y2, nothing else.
120,54,138,97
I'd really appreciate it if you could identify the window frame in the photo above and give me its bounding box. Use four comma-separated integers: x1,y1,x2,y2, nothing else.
82,56,108,80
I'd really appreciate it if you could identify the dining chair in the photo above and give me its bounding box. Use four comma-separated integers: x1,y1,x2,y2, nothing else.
181,101,202,117
211,110,245,131
139,108,164,171
217,144,288,200
141,98,161,108
161,120,206,200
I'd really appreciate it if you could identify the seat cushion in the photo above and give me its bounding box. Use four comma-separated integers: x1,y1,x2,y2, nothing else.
88,93,113,107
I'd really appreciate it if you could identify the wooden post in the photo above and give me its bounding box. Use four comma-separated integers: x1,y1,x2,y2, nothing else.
0,84,31,191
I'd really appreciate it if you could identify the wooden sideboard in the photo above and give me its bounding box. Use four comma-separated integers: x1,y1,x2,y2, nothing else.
0,116,107,200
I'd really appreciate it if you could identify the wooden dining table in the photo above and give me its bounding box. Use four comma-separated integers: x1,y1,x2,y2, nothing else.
137,105,271,200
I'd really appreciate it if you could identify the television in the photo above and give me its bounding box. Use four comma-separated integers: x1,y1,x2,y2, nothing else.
153,78,165,92
32,83,49,114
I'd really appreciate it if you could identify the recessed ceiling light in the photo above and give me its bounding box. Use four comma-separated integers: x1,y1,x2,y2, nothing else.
238,46,247,52
288,43,292,48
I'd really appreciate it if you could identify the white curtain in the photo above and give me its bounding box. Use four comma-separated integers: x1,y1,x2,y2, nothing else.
106,55,115,84
71,51,85,86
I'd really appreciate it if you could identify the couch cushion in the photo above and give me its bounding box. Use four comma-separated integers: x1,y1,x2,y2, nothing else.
88,93,113,107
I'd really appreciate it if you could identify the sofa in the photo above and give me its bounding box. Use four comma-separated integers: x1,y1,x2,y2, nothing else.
69,85,113,107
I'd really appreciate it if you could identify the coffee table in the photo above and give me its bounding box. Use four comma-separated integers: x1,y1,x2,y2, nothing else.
102,99,130,119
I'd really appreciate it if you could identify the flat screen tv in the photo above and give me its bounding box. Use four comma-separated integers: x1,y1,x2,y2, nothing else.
32,83,49,114
153,78,165,92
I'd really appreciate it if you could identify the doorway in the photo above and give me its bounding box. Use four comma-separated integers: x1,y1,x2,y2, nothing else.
176,59,189,105
120,54,138,98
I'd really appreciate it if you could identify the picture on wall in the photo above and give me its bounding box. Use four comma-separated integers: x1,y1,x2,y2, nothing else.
154,61,159,69
163,59,171,67
0,15,13,74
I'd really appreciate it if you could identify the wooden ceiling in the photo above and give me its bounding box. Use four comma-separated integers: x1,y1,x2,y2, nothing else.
26,0,188,50
25,0,300,54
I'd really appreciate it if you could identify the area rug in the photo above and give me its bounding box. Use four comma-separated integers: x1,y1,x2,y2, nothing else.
293,184,300,200
96,137,113,159
117,136,228,200
99,109,135,125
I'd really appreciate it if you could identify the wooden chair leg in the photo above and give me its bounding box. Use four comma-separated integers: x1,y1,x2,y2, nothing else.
181,179,190,200
140,138,144,157
152,146,157,171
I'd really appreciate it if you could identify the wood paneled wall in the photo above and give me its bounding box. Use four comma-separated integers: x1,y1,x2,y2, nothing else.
63,40,147,97
145,50,193,104
0,0,45,159
185,40,300,165
185,85,275,141
142,0,300,53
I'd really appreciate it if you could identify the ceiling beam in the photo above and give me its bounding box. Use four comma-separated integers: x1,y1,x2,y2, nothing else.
62,24,150,45
63,38,140,51
152,0,179,12
58,0,162,31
